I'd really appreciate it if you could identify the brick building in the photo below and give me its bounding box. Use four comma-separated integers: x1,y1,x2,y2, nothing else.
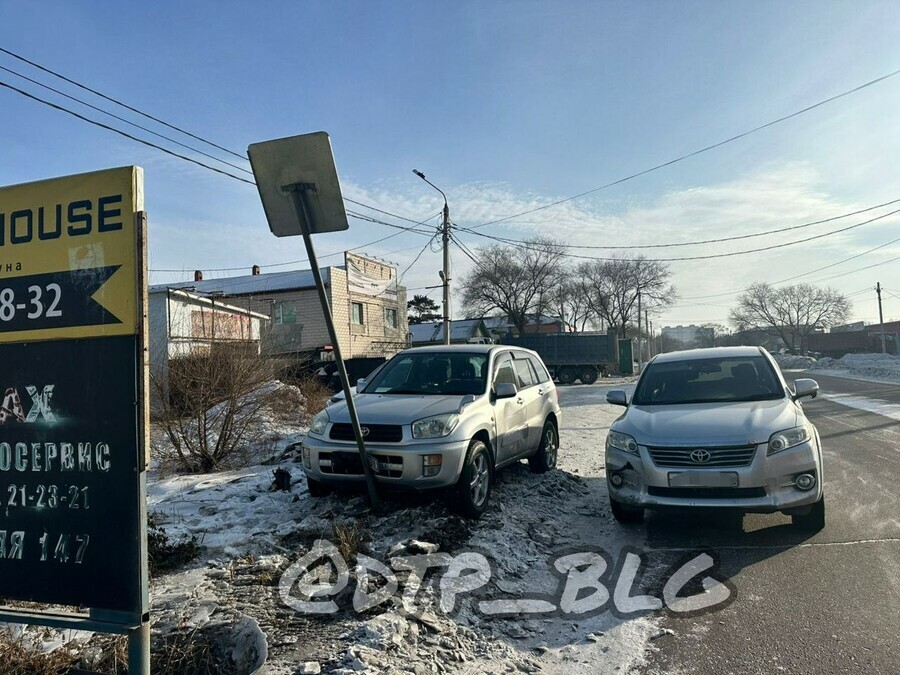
153,252,408,359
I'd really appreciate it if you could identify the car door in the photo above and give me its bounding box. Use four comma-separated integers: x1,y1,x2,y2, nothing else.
492,352,529,464
527,352,556,437
512,353,543,453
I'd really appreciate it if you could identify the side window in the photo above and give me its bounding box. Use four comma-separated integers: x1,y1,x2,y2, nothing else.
527,355,551,384
493,353,517,387
513,357,537,388
273,301,297,325
351,302,365,325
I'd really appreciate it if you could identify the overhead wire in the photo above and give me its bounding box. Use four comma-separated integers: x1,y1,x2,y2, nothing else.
468,65,900,230
0,45,248,160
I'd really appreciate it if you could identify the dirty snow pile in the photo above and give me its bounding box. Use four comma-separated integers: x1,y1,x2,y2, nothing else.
772,353,817,370
810,352,900,383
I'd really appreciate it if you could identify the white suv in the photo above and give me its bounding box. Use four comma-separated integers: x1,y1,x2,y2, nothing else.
302,345,562,517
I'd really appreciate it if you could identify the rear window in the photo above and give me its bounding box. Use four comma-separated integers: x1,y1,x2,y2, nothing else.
632,355,784,405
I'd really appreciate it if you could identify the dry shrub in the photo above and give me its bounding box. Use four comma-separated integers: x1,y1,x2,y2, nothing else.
148,514,202,577
294,376,333,421
152,345,282,472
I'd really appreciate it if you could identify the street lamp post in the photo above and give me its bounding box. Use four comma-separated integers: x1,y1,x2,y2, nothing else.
413,170,451,345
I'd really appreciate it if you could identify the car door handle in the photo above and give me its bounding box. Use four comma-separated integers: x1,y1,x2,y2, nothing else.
516,397,524,405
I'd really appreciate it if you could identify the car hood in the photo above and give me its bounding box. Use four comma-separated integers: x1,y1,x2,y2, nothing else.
327,393,474,425
615,399,799,446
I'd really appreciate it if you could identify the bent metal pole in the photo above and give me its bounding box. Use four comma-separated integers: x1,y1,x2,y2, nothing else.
284,183,381,509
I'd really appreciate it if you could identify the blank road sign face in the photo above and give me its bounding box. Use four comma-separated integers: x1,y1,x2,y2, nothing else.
248,131,349,237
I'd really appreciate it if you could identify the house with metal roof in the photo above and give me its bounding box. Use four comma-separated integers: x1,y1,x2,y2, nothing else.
151,252,408,359
409,319,489,345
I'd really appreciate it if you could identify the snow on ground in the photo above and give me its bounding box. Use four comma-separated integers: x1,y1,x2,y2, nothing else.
142,379,662,674
17,378,658,673
816,393,900,422
773,354,818,370
809,352,900,384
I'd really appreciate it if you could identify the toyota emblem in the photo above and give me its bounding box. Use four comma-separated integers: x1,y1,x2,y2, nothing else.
690,449,711,463
360,426,371,438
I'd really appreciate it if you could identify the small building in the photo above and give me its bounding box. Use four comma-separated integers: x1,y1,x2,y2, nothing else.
148,288,269,406
481,315,572,339
410,319,489,345
154,252,408,360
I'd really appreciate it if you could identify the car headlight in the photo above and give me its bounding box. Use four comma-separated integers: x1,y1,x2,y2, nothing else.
607,430,639,455
768,424,812,455
412,414,460,439
309,409,330,436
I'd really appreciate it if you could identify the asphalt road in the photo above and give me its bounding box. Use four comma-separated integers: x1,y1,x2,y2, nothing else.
638,372,900,675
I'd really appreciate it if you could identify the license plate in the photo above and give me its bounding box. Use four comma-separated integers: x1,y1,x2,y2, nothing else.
668,471,738,488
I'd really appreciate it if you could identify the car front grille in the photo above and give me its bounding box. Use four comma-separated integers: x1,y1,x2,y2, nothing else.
329,423,403,443
648,444,758,468
318,452,403,478
648,486,766,499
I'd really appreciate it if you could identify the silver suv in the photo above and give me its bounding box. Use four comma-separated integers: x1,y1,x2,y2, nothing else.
301,345,562,517
605,347,825,531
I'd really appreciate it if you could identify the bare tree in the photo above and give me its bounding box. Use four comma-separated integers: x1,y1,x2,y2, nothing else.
729,283,851,355
460,237,567,334
151,345,286,472
578,256,676,338
551,272,595,331
697,323,731,348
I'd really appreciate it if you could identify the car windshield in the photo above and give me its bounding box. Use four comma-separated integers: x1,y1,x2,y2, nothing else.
363,352,489,396
632,355,784,405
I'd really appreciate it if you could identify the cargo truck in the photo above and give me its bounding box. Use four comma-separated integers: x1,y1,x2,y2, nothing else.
500,331,620,384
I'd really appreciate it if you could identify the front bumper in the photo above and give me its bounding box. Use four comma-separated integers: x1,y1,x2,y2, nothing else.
301,434,470,490
605,440,822,513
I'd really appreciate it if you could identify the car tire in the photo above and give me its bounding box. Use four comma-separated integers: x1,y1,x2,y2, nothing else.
557,367,576,385
529,420,559,473
579,367,598,385
791,496,825,532
451,439,493,519
306,475,331,497
610,497,644,524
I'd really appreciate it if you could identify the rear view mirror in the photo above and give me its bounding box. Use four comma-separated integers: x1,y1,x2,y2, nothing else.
607,389,628,406
494,382,518,399
357,378,367,390
793,378,819,400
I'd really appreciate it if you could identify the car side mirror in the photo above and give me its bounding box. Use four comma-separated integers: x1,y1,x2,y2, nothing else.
793,378,819,400
607,389,628,406
494,382,518,399
356,378,367,390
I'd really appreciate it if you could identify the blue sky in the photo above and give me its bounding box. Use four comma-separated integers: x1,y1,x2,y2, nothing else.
2,0,900,326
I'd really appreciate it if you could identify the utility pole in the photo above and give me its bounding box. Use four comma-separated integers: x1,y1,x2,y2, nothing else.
414,170,451,345
636,289,642,373
877,282,886,353
647,312,652,359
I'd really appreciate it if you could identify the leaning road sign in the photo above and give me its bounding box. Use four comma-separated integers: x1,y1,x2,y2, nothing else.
0,167,149,669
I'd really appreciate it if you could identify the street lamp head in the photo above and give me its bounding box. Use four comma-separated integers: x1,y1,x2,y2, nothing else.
412,169,426,179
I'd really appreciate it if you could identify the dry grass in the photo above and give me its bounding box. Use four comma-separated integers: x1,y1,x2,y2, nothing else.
148,514,202,577
332,521,368,561
152,629,220,675
0,630,77,675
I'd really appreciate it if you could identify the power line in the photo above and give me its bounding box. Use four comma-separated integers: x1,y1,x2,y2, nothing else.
0,62,254,176
682,231,900,300
0,45,249,161
469,65,900,230
400,233,440,280
456,197,900,249
454,206,900,263
0,78,258,185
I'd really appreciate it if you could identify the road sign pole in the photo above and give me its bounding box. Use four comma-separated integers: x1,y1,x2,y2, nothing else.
128,622,150,675
284,183,381,510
